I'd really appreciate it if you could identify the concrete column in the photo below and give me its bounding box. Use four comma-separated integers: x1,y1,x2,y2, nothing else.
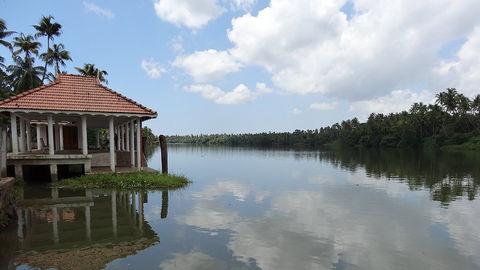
19,118,25,152
50,164,58,182
52,207,59,244
130,120,135,167
15,165,23,180
85,159,92,173
47,115,54,155
112,191,117,237
17,209,24,240
109,117,115,172
95,129,100,149
116,127,121,151
136,119,141,170
125,123,130,151
26,122,31,151
51,187,59,199
119,125,123,151
59,125,64,151
81,115,88,155
10,113,18,153
138,193,143,232
131,192,137,222
36,124,42,150
54,125,60,151
85,206,91,241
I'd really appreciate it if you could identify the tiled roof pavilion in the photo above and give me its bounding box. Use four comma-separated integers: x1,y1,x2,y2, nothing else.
0,74,156,117
1,74,156,175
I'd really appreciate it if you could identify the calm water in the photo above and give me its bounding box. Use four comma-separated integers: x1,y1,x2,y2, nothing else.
1,145,480,270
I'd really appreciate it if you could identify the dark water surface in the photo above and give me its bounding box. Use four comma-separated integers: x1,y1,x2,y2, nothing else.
1,145,480,270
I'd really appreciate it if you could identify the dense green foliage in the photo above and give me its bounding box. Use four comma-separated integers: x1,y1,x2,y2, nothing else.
0,16,107,97
55,171,190,190
142,126,158,145
169,88,480,150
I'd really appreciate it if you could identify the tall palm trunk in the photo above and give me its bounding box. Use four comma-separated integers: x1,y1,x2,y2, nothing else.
41,37,49,83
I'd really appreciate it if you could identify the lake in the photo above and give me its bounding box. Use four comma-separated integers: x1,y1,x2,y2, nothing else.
1,145,480,270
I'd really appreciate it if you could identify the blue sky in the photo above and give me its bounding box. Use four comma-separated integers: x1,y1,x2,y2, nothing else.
2,0,479,135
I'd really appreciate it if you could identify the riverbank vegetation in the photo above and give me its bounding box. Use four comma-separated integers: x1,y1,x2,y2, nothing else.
168,88,480,151
55,171,190,190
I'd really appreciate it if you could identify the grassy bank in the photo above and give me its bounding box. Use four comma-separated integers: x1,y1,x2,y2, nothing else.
55,171,190,190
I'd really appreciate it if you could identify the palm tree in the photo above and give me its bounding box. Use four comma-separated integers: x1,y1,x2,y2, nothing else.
0,18,15,67
75,63,108,84
40,43,71,75
436,88,458,115
0,18,14,49
7,56,44,93
471,95,480,116
12,33,40,58
33,15,62,82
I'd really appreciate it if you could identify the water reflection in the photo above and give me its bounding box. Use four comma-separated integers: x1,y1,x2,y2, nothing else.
297,148,480,205
165,144,480,205
4,186,166,270
2,145,480,269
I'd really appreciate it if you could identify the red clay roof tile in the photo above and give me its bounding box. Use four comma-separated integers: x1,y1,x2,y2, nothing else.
0,74,156,116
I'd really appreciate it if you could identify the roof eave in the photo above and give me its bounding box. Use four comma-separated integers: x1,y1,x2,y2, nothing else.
0,108,158,119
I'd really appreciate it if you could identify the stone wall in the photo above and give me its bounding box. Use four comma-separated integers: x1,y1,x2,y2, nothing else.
0,177,16,231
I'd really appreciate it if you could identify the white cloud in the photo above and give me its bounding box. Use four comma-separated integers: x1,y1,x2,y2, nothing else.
434,26,480,97
349,89,434,118
170,35,184,52
292,108,303,115
230,0,257,11
154,0,224,29
83,2,114,19
159,251,226,270
309,102,337,111
173,49,242,82
141,58,165,79
185,83,270,104
210,0,480,101
177,177,478,270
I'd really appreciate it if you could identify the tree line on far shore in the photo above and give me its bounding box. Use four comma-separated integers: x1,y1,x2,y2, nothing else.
0,16,108,98
168,88,480,150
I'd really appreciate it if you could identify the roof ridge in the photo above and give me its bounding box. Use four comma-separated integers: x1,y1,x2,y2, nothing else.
0,81,60,106
98,84,157,115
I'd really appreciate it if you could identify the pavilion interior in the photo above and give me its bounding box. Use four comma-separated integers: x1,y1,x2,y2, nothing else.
6,111,147,179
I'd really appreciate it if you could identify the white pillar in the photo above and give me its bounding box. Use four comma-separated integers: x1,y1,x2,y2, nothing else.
54,125,60,150
116,127,121,151
109,117,115,172
36,124,42,150
85,206,91,241
95,129,100,149
125,123,130,151
19,118,25,152
47,115,54,155
130,120,135,167
121,125,125,151
10,113,18,154
136,119,141,170
52,207,59,244
112,191,117,237
81,115,88,155
59,125,64,151
26,122,31,151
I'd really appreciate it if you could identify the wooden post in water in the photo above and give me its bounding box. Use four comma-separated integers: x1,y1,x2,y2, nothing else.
161,190,168,219
159,135,168,174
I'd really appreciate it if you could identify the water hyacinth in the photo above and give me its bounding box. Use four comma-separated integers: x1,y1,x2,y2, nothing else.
55,171,190,190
